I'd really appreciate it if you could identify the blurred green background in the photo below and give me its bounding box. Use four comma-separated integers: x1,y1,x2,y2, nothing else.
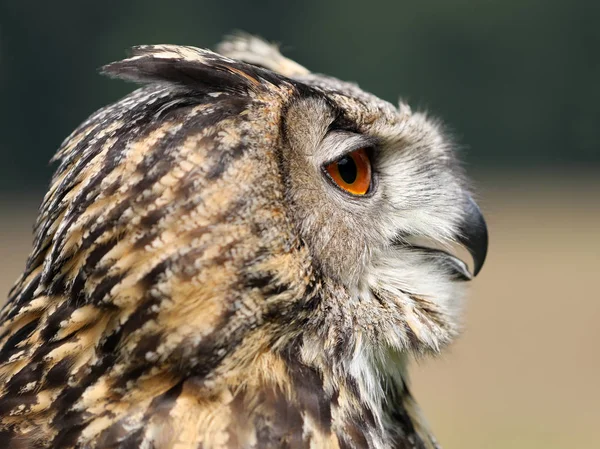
1,0,599,189
0,1,598,448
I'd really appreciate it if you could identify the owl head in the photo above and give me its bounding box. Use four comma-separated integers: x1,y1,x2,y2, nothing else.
0,34,487,446
213,36,488,355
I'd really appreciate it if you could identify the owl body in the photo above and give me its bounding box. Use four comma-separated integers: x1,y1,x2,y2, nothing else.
0,36,487,448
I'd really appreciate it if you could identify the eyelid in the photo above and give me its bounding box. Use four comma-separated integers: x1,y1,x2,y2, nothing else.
320,131,379,165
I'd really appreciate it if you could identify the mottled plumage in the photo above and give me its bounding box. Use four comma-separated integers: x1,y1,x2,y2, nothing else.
0,35,487,448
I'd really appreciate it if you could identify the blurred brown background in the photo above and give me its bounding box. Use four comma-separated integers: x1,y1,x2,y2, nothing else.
412,173,600,449
1,0,599,447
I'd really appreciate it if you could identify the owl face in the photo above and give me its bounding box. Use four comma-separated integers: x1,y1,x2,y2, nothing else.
278,82,486,356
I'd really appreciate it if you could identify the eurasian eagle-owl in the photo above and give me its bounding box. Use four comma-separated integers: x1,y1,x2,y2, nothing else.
0,35,487,449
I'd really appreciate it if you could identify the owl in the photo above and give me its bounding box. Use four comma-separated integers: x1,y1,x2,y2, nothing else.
0,35,487,449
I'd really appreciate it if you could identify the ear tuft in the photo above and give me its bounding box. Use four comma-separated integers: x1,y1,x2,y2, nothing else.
217,32,310,78
101,44,285,93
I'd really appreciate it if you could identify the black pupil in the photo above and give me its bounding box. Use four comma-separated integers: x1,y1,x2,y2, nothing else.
337,156,357,184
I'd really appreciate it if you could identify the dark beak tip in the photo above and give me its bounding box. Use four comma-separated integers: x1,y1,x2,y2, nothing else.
459,196,489,278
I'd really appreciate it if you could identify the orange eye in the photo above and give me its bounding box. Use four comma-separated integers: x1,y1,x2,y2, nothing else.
325,148,372,195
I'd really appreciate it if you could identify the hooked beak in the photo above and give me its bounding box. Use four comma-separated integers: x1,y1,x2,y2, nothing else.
457,195,488,277
393,195,488,281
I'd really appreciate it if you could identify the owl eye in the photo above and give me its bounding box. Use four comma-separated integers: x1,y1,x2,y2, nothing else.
324,148,372,195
